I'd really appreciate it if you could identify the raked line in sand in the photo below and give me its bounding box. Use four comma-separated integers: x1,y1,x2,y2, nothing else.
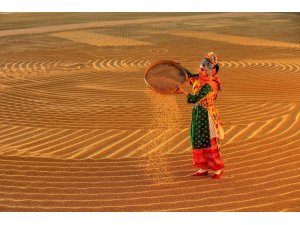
167,31,300,49
51,31,153,47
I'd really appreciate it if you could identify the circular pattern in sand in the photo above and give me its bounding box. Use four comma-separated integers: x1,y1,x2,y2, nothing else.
91,57,151,71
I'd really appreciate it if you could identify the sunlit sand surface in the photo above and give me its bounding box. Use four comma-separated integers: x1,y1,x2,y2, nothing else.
0,12,299,211
51,31,153,47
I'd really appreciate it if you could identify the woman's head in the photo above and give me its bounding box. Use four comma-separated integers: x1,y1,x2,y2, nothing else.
199,52,218,77
205,52,218,65
197,52,221,93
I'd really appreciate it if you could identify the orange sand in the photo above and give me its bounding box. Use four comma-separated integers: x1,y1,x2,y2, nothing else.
0,13,299,212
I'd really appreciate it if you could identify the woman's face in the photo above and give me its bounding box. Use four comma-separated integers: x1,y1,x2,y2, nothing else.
209,57,216,65
198,67,208,77
206,53,217,65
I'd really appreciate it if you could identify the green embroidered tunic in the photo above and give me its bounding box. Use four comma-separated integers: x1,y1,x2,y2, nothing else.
187,84,212,149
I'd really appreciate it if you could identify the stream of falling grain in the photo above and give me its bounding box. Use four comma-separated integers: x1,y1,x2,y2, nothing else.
141,89,182,185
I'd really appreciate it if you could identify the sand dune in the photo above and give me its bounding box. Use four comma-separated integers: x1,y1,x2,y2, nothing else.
0,13,299,212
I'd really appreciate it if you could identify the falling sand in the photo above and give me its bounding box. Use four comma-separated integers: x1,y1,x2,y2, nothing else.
142,62,185,184
142,89,182,185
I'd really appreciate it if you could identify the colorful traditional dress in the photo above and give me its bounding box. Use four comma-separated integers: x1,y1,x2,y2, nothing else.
185,68,225,171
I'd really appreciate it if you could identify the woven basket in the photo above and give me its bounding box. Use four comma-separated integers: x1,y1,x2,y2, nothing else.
144,60,188,94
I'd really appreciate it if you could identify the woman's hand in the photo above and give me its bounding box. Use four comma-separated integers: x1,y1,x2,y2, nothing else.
175,86,183,94
175,86,188,96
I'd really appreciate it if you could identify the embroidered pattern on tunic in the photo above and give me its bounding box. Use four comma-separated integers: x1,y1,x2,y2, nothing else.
196,90,224,140
208,113,217,138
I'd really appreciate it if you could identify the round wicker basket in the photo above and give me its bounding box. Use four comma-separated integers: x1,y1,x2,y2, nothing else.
144,60,188,94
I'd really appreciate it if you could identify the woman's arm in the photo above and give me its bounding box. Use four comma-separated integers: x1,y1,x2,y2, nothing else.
185,68,198,78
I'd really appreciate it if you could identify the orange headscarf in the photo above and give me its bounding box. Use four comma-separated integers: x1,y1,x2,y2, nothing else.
198,73,221,94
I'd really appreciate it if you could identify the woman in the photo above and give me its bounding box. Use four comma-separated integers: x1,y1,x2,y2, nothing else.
177,52,225,179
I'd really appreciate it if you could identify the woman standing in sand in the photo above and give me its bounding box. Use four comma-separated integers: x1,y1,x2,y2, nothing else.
177,52,225,179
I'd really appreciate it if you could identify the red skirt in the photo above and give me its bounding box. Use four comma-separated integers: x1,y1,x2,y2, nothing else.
192,137,224,171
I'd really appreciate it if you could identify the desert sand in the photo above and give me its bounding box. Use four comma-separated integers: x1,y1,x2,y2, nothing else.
0,12,299,212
